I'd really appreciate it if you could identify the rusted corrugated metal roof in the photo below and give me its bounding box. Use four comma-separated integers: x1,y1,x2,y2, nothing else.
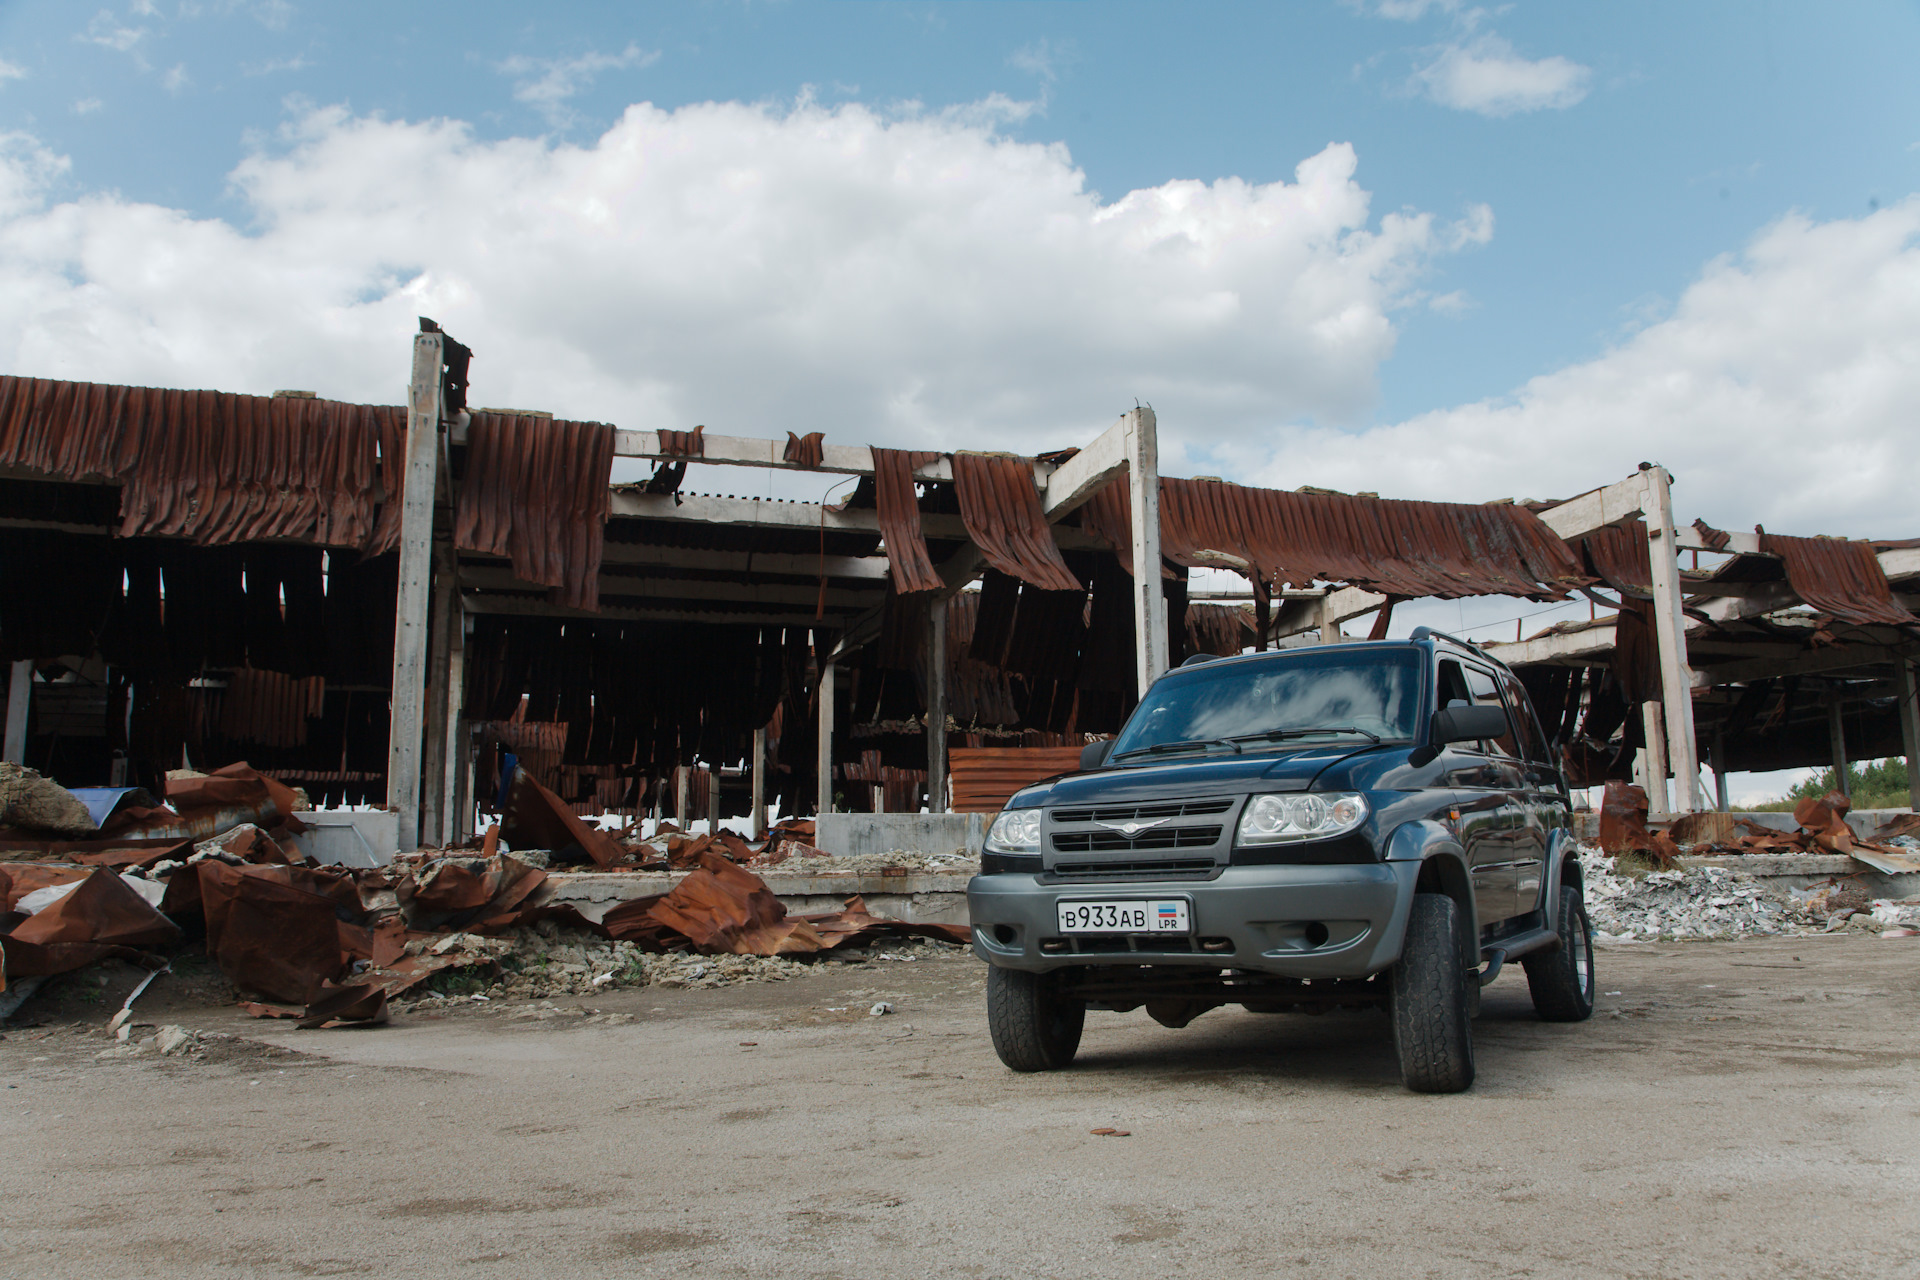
1082,477,1587,600
1760,532,1918,629
455,412,614,611
871,447,943,593
1579,522,1652,599
0,375,404,550
783,432,825,467
951,452,1084,592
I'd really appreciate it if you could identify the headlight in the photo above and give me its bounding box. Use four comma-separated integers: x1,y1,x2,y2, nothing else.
985,807,1043,853
1236,792,1369,845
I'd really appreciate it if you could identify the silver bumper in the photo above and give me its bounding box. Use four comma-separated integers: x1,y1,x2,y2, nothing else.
967,861,1422,979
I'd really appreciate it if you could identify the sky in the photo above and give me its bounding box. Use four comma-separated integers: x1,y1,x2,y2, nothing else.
0,0,1916,801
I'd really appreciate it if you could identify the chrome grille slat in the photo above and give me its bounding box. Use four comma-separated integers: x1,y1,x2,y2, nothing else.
1051,797,1234,824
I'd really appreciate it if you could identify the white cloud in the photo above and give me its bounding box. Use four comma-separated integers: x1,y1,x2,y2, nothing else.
73,97,103,115
161,62,189,93
1411,33,1590,116
0,100,1472,465
496,44,659,127
1228,201,1920,538
0,59,25,84
243,55,309,76
82,9,147,55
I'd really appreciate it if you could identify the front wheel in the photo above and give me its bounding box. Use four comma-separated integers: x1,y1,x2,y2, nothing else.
1389,893,1475,1093
986,966,1085,1072
1524,883,1596,1022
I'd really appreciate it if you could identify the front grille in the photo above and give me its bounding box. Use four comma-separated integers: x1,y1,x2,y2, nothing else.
1051,798,1234,824
1048,857,1217,879
1052,826,1221,853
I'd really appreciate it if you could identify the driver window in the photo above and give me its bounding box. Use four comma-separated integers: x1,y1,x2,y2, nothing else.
1437,659,1471,710
1464,665,1520,759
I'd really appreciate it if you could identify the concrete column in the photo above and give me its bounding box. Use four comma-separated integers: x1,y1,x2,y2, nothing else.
750,726,768,840
1828,696,1849,798
674,764,691,829
1895,655,1920,811
1318,594,1342,645
1124,407,1167,694
1641,701,1671,819
926,596,948,813
706,765,721,832
440,614,467,842
420,541,456,847
1641,466,1701,811
817,659,836,816
386,331,444,849
3,660,30,763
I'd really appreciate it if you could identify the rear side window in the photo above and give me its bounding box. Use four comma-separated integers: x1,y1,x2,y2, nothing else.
1464,665,1520,759
1499,671,1552,763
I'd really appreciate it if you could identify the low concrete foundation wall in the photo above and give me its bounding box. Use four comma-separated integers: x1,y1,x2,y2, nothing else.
542,869,975,927
814,813,986,859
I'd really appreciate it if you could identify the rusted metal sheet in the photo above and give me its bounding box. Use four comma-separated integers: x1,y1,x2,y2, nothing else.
0,866,182,978
1579,522,1652,598
941,592,1021,725
1082,477,1587,600
0,375,405,550
783,431,825,468
1186,602,1252,656
1690,519,1732,552
871,447,943,592
948,745,1085,813
657,425,705,456
951,453,1084,592
455,411,615,611
1760,533,1917,628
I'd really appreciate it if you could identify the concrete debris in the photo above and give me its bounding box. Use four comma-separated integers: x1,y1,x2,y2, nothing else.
869,1001,894,1016
0,762,97,836
1578,844,1910,940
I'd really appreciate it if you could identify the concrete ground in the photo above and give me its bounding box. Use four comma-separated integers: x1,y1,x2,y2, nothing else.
1,935,1916,1280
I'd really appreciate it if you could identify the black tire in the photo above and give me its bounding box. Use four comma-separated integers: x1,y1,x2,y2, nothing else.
1524,883,1596,1022
1389,893,1476,1094
986,966,1085,1072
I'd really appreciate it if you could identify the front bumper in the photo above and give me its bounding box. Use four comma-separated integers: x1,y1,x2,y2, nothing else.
967,861,1422,979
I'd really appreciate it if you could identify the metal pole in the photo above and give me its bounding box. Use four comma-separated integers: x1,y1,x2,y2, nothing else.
3,660,30,763
1895,654,1920,812
750,725,768,840
816,660,836,816
1642,466,1701,811
386,331,444,849
1828,696,1849,798
1125,407,1167,694
926,595,949,812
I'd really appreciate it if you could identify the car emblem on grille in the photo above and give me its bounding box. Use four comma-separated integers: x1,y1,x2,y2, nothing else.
1093,817,1170,837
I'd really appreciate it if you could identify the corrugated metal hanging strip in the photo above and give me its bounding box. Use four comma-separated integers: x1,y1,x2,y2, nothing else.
0,374,404,551
1082,476,1587,600
871,447,943,593
455,412,616,612
783,432,825,468
950,452,1083,592
1760,532,1918,628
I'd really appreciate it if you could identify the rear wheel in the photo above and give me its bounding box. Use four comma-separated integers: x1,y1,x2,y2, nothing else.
1524,883,1596,1022
1389,893,1475,1093
986,966,1085,1071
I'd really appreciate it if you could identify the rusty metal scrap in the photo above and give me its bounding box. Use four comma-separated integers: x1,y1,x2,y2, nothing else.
456,411,615,611
0,867,181,979
499,766,628,867
1759,532,1918,629
657,425,706,457
783,431,825,468
1082,478,1587,600
0,375,406,551
872,447,944,592
1690,519,1732,552
951,453,1084,592
948,745,1085,814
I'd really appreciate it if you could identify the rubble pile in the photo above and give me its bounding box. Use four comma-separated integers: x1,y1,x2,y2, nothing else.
1598,779,1920,874
1,762,970,1031
1580,844,1920,940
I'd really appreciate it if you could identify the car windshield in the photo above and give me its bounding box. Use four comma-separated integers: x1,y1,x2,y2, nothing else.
1109,649,1424,759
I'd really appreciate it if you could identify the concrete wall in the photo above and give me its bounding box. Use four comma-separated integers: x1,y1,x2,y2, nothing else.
814,813,986,859
287,809,400,867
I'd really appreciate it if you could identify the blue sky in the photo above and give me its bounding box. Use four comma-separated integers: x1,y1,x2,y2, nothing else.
0,1,1916,801
3,1,1914,424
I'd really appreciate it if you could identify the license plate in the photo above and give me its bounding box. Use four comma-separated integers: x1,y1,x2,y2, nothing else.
1056,899,1190,934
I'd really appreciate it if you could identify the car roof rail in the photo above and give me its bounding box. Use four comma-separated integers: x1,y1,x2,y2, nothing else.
1180,652,1224,668
1408,625,1494,659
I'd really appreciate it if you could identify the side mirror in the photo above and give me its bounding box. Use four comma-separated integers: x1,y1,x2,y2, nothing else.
1431,704,1509,745
1079,740,1113,771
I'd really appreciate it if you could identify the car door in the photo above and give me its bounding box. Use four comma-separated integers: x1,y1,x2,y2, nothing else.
1496,668,1555,920
1435,658,1516,929
1462,663,1528,922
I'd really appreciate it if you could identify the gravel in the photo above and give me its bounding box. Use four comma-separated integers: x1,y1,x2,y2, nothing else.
1578,843,1917,941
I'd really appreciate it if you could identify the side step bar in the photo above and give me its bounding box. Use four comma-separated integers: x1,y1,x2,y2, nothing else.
1477,926,1559,986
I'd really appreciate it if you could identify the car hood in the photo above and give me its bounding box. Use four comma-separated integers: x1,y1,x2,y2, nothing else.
1016,745,1375,807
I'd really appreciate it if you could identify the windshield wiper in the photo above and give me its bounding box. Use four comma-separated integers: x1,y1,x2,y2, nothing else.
1227,726,1382,745
1110,737,1244,762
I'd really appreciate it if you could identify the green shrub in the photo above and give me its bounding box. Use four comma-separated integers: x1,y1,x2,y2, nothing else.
1756,757,1911,812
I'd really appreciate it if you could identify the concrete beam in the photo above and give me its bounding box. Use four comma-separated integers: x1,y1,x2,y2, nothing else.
607,490,1104,549
1535,474,1650,540
1042,417,1130,518
1688,643,1901,689
596,542,891,580
459,565,882,609
1485,622,1618,667
460,592,858,628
